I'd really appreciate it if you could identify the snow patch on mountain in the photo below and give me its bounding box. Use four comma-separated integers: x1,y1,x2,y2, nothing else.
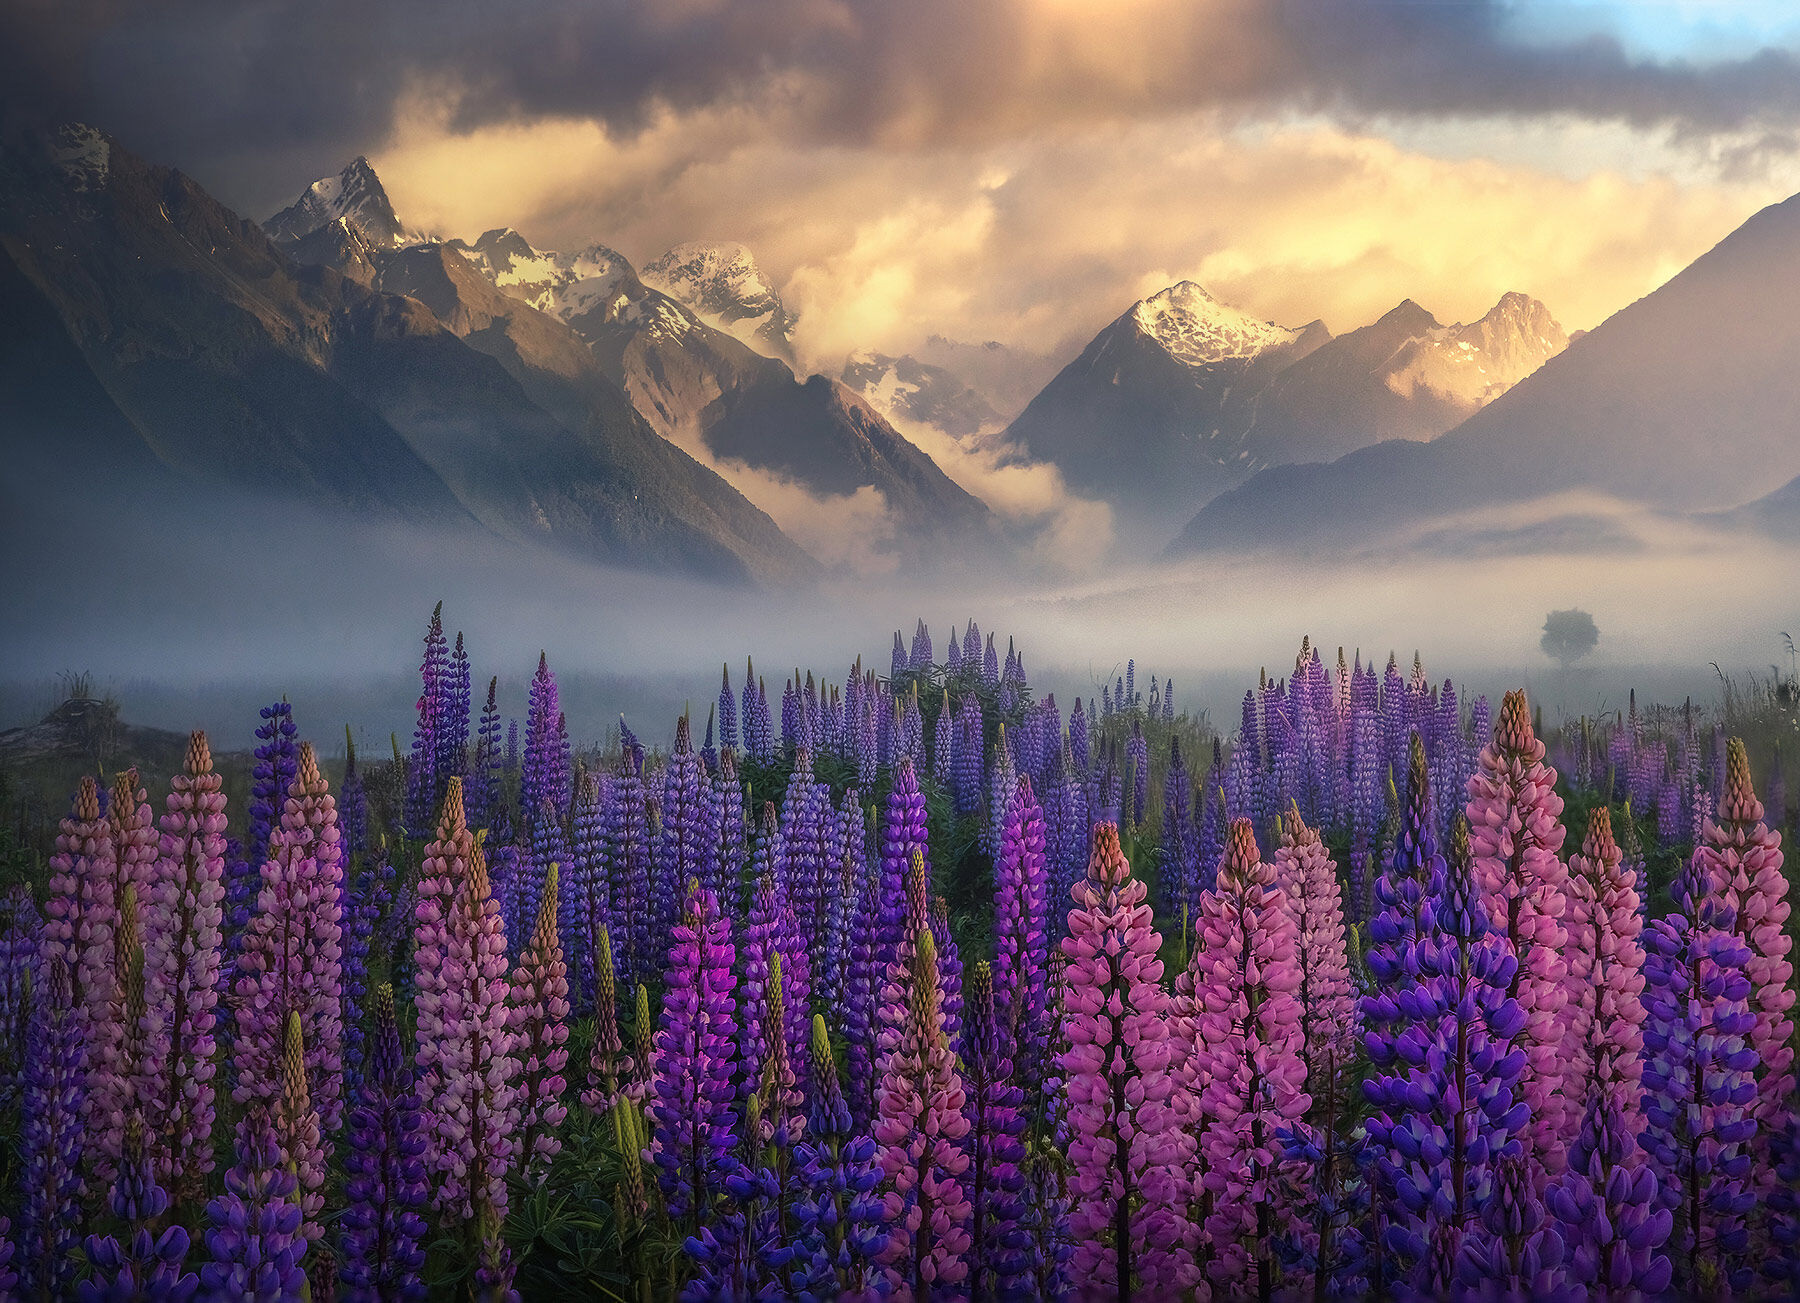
642,241,797,357
1383,292,1568,407
841,350,1003,439
1127,281,1301,369
52,123,110,192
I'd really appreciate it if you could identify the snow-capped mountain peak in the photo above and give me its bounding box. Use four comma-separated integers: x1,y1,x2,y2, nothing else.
52,123,111,193
1382,291,1568,406
1127,281,1301,368
642,240,796,358
265,156,420,250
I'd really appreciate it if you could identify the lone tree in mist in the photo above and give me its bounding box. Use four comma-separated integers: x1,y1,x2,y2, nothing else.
1541,608,1599,668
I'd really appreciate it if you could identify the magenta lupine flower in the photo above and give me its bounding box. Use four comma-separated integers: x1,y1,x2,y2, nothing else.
144,730,228,1205
232,743,345,1159
1560,809,1650,1156
46,777,111,1102
268,1010,326,1247
1272,808,1356,1098
874,886,973,1298
648,879,740,1236
993,774,1051,1100
1187,817,1309,1291
509,864,570,1183
92,872,151,1193
1059,823,1194,1300
1466,689,1571,1184
341,984,429,1302
413,780,521,1229
19,957,86,1301
1699,738,1794,1175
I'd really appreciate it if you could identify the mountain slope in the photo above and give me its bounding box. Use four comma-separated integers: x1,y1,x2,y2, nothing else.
1002,280,1565,544
1241,293,1567,467
450,224,992,553
1000,282,1327,539
0,124,816,584
1170,191,1800,556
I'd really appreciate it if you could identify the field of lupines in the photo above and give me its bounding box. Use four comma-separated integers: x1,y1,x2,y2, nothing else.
1,607,1797,1301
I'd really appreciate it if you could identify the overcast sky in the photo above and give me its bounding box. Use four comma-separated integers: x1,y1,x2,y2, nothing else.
9,0,1800,363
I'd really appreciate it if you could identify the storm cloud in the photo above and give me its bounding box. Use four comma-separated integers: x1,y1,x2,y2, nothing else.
8,0,1800,219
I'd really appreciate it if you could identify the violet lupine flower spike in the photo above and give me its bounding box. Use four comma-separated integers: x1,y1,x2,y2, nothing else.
145,729,228,1205
405,604,450,837
1059,822,1194,1300
1465,688,1570,1186
648,879,739,1239
873,903,973,1299
1640,855,1759,1297
791,1013,886,1301
1700,737,1794,1177
963,960,1029,1301
80,1116,200,1301
18,957,87,1301
340,984,429,1303
236,701,299,961
1187,816,1309,1294
232,742,346,1163
199,1126,309,1303
510,863,570,1183
413,779,521,1231
1547,1097,1672,1299
992,774,1051,1104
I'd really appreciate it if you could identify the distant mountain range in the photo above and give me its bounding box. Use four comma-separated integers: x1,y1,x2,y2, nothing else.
9,121,1799,582
999,280,1568,544
0,127,814,584
1170,190,1800,557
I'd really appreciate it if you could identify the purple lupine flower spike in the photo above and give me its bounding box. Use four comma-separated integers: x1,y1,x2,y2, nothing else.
413,780,521,1233
1059,823,1195,1298
963,960,1029,1300
993,774,1050,1103
648,879,739,1238
199,1125,308,1303
231,742,345,1185
873,857,973,1297
1700,738,1795,1181
510,864,570,1183
19,957,87,1301
144,730,227,1206
340,984,429,1302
